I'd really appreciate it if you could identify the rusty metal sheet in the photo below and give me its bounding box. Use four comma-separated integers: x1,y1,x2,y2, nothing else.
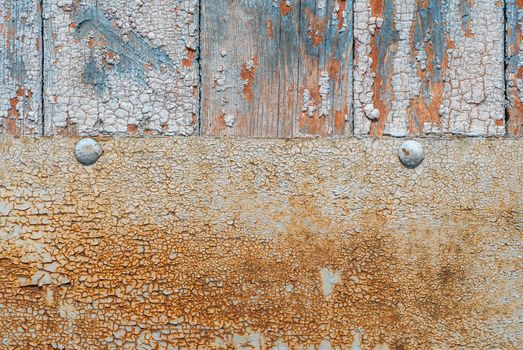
43,0,199,136
507,0,523,136
0,137,521,349
201,0,353,137
353,0,506,137
0,0,42,135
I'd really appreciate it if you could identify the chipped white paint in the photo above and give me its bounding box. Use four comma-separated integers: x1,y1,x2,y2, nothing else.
354,0,505,137
353,0,379,134
441,0,505,136
43,0,199,136
320,267,342,299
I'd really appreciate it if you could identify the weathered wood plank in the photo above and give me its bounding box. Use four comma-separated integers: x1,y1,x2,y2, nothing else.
507,0,523,137
296,0,353,136
0,137,521,348
353,0,505,137
0,0,42,135
43,0,199,136
201,0,353,137
200,0,300,137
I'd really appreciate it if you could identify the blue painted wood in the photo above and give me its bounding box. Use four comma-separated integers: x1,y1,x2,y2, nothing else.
0,0,42,135
201,0,353,137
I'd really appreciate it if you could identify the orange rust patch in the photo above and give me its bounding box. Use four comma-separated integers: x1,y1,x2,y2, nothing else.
328,58,340,79
369,25,397,136
127,124,138,133
369,0,384,17
280,0,293,16
337,0,347,30
240,58,257,103
305,9,328,47
182,47,196,68
267,19,274,40
405,12,449,135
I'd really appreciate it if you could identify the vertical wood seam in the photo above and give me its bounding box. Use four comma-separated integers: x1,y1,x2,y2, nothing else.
293,0,304,137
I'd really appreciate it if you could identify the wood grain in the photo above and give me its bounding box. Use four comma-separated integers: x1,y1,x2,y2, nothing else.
0,0,42,135
201,0,353,137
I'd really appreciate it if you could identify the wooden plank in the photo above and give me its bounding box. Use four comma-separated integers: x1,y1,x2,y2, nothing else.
506,0,523,137
43,0,199,136
200,0,299,137
353,0,505,137
296,0,354,136
201,0,353,137
0,0,42,135
0,137,521,348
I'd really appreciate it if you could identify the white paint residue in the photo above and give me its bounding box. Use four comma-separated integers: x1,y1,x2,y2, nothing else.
320,267,342,299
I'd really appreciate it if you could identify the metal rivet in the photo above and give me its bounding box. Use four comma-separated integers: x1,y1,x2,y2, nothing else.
75,138,103,166
398,140,424,168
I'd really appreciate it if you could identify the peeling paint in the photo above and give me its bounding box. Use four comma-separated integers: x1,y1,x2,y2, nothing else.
0,137,521,348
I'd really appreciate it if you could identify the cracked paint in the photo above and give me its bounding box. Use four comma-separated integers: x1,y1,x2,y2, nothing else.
354,0,505,137
0,137,521,349
506,0,523,136
43,0,199,136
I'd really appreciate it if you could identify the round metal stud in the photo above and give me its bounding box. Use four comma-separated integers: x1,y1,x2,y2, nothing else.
398,140,424,168
75,138,103,166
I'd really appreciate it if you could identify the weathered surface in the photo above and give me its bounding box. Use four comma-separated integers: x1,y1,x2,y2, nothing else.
354,0,505,137
0,137,521,349
201,0,353,137
43,0,199,136
0,0,42,135
297,0,354,136
507,0,523,136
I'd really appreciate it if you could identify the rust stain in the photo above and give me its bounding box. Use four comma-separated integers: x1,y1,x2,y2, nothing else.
337,0,347,30
280,0,293,16
240,58,257,103
369,36,395,137
127,124,138,134
267,19,274,40
406,11,449,134
305,9,328,47
369,0,384,17
182,47,196,67
0,138,520,348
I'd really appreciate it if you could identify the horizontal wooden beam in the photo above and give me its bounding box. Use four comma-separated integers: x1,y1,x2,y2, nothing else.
0,137,520,348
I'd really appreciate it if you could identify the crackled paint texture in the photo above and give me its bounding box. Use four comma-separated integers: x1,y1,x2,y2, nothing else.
43,0,199,136
507,0,523,136
0,0,42,135
201,0,353,137
0,137,521,349
354,0,505,137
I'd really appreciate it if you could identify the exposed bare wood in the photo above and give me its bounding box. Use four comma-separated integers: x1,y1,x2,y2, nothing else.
201,0,353,137
297,0,353,136
0,0,42,135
